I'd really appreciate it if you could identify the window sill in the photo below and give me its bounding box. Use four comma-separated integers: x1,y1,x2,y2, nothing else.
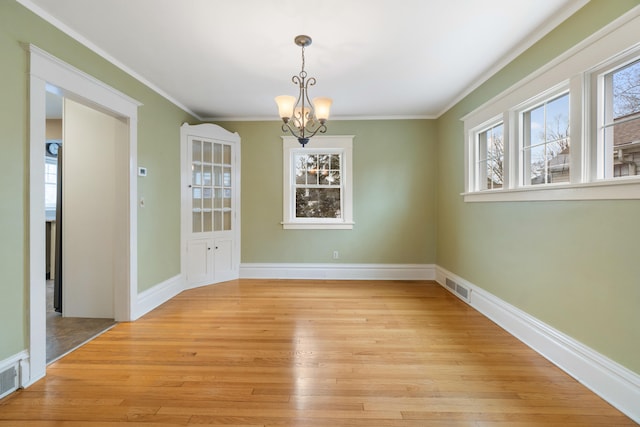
462,178,640,202
282,221,354,230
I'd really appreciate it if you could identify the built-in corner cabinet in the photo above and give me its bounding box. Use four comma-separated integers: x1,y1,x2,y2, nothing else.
181,123,240,288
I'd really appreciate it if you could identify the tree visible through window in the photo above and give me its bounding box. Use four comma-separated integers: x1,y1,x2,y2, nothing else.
294,153,341,218
605,59,640,177
522,93,570,185
477,123,504,190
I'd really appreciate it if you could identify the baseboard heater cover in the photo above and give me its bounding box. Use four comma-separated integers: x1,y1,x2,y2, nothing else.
0,364,18,399
445,277,471,302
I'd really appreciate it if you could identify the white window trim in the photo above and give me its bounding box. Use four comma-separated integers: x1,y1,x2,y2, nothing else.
462,5,640,202
282,135,354,230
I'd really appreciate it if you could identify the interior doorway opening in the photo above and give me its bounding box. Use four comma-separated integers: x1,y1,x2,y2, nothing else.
44,91,119,364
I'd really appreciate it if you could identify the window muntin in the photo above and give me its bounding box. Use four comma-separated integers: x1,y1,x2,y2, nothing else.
476,123,504,191
601,59,640,179
282,136,354,229
521,92,570,185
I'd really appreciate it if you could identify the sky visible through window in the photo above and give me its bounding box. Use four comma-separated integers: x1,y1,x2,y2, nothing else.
612,59,640,119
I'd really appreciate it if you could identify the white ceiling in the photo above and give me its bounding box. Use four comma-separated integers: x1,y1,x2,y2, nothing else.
23,0,586,121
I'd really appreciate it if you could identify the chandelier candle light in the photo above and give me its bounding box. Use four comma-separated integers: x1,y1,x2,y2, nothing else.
275,35,332,147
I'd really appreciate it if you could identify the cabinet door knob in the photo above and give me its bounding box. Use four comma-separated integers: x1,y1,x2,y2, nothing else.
207,247,211,250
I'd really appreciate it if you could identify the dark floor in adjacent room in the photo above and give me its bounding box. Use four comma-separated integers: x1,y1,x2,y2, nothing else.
46,280,116,363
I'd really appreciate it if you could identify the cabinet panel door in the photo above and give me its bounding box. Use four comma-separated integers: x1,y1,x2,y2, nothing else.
187,239,212,286
214,238,234,283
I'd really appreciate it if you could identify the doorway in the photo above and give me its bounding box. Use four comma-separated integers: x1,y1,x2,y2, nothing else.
44,92,120,363
28,45,140,385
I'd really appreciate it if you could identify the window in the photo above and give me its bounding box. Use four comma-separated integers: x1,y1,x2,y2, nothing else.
598,58,640,179
282,136,354,229
521,92,570,185
463,7,640,202
476,123,504,191
45,156,58,218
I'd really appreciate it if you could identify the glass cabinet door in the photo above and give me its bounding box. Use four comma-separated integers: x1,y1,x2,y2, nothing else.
191,138,233,234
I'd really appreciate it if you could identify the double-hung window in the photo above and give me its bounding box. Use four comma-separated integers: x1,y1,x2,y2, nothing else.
521,92,570,186
282,136,354,229
595,58,640,179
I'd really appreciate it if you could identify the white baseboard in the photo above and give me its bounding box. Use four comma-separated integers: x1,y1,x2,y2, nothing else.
133,274,184,320
240,263,435,281
435,265,640,424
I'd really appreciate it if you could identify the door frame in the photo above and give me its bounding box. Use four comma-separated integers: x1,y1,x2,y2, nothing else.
27,45,141,385
180,123,241,288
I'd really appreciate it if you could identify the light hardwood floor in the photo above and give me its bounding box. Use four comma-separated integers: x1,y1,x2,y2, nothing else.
0,279,635,426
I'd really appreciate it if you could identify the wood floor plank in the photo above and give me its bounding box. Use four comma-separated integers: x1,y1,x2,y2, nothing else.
0,279,635,426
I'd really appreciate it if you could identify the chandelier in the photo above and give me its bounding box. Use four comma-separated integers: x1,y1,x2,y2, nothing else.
275,35,332,147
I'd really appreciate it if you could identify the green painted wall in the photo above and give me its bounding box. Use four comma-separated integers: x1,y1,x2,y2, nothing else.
436,0,640,374
216,120,437,264
0,1,195,360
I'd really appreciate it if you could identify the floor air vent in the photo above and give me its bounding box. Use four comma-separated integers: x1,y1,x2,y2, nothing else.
445,278,456,291
455,283,469,300
0,365,18,399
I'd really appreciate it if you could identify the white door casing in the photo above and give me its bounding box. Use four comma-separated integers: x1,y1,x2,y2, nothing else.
180,123,240,288
28,45,140,386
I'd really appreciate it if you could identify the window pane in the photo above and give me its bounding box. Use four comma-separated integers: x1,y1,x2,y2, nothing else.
522,93,570,185
202,188,212,210
192,164,202,186
203,165,212,186
192,187,202,210
213,143,222,164
605,60,640,178
44,161,58,209
223,167,231,187
223,144,231,165
203,141,212,164
192,211,202,233
606,117,640,177
612,59,640,119
331,154,340,169
296,188,341,218
192,140,201,163
477,124,503,190
223,211,232,231
203,211,212,232
223,189,232,209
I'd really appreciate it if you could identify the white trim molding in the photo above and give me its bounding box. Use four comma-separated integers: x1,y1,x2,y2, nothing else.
435,265,640,424
133,274,184,320
240,263,435,281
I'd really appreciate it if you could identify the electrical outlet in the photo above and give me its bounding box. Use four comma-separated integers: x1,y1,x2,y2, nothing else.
332,251,339,259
